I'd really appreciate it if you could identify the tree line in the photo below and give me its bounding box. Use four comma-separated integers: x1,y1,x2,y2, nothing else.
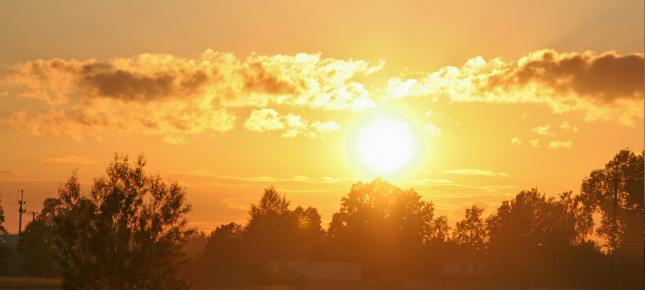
0,149,642,289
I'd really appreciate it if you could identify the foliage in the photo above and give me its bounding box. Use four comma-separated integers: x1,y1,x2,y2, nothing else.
11,149,643,289
0,194,6,235
453,205,487,253
579,149,644,288
52,155,194,290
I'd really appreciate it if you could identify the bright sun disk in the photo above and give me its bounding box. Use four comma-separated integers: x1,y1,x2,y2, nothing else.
357,118,415,173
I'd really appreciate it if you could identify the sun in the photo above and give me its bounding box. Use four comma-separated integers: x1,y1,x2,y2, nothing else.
356,118,417,174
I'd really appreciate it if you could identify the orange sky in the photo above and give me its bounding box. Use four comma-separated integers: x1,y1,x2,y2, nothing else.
0,0,643,233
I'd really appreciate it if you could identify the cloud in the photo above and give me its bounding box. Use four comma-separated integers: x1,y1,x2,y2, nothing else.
6,101,236,144
531,124,553,135
385,50,644,125
559,121,579,132
5,50,382,110
244,108,285,132
510,137,522,146
170,170,354,184
425,123,442,136
548,140,573,149
43,155,99,165
243,108,341,138
2,50,381,143
529,139,540,148
445,168,511,177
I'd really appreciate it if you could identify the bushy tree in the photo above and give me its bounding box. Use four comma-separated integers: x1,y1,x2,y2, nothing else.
53,155,194,290
486,188,605,287
579,149,643,289
18,198,61,276
453,205,487,254
194,187,323,286
328,178,443,280
245,187,323,264
0,194,20,276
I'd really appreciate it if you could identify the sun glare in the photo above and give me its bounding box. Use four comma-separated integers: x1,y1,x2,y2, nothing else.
357,118,416,173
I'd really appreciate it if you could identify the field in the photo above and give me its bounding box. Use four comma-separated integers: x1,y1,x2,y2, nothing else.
0,277,61,290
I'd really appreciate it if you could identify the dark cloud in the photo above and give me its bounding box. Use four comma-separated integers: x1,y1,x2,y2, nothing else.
489,50,644,102
78,63,208,101
241,62,296,95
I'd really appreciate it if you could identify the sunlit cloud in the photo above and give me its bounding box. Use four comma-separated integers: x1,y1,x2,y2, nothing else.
445,168,511,177
6,101,236,144
424,123,442,136
170,170,354,184
385,50,644,125
529,139,540,148
2,49,641,144
531,125,553,135
244,108,341,138
548,140,573,149
559,121,579,132
2,50,381,143
510,137,523,146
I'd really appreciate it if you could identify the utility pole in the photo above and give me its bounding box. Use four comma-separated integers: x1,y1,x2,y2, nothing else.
18,190,26,235
611,175,619,290
30,211,37,222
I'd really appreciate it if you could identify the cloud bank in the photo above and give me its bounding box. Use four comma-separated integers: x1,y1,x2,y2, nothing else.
3,50,381,143
2,49,642,143
386,50,644,125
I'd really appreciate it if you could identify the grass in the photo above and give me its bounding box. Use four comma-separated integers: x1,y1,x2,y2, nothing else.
0,277,61,290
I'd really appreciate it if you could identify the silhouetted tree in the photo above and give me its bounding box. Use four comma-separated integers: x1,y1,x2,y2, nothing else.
194,187,323,287
579,149,644,289
427,215,451,243
182,149,642,289
0,194,6,235
328,178,441,281
453,205,487,254
0,193,19,276
244,187,323,271
53,155,194,290
195,223,245,285
486,187,609,288
18,198,61,277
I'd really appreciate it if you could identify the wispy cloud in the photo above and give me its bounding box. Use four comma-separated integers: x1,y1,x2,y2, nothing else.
559,121,579,132
529,139,540,148
170,170,355,184
424,123,442,137
43,155,99,165
444,168,511,177
532,125,553,135
548,140,573,149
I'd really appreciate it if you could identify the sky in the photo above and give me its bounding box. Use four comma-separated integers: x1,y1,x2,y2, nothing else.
0,0,643,233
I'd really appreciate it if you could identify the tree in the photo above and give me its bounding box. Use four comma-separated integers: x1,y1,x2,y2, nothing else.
453,205,487,254
18,198,61,277
0,194,6,234
328,178,440,280
194,223,245,285
0,194,24,276
245,187,323,264
53,155,194,290
579,149,643,289
194,187,324,286
486,188,605,288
